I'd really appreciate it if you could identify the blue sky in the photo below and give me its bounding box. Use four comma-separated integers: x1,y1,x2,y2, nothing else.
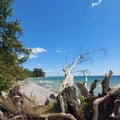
12,0,120,76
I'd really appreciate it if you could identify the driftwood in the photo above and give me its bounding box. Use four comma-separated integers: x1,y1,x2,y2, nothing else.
57,93,65,113
57,52,94,119
58,51,108,120
102,70,113,96
75,79,99,119
75,70,120,120
91,70,120,120
75,79,98,100
8,115,24,120
92,84,120,120
59,50,97,92
57,86,86,120
0,110,7,120
26,113,77,120
90,79,99,94
75,82,89,98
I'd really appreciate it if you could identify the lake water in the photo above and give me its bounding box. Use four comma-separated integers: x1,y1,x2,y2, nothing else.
25,75,120,95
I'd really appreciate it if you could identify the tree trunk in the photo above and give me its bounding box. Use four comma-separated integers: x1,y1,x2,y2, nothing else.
57,93,65,113
57,86,86,120
92,84,120,120
101,70,113,96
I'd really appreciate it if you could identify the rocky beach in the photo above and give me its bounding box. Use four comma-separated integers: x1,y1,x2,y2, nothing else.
17,80,57,106
0,71,120,120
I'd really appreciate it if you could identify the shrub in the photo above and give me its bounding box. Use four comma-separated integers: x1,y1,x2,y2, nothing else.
0,74,12,91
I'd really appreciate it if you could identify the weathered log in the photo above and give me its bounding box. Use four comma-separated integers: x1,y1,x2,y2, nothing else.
57,93,65,113
75,80,98,119
92,84,120,120
114,98,120,117
90,79,99,94
59,50,96,92
75,82,89,98
57,86,86,120
75,81,97,101
0,110,7,120
26,113,77,120
8,115,24,120
59,67,74,92
101,70,113,96
8,85,24,115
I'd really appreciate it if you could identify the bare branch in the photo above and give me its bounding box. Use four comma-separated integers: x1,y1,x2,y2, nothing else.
102,70,113,95
75,82,89,98
26,113,77,120
92,84,120,120
43,113,77,120
90,79,99,93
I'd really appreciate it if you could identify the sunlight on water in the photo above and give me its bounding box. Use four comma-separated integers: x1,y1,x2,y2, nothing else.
26,76,120,95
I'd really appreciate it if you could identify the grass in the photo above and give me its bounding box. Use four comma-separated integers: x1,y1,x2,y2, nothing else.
0,97,17,112
22,99,60,115
0,96,61,120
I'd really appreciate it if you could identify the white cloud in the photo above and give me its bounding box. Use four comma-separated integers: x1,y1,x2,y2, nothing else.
55,49,66,54
29,47,47,59
32,47,47,54
91,0,102,7
29,54,37,59
55,50,63,53
37,64,41,67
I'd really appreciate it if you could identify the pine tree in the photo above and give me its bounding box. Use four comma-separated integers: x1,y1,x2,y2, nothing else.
0,0,31,66
0,0,32,85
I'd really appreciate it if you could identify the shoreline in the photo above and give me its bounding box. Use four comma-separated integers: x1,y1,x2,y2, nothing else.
17,81,57,106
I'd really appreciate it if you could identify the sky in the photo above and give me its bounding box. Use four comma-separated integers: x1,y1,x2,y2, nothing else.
11,0,120,76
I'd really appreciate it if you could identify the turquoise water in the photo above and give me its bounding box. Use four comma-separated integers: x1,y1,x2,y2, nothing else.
26,75,120,94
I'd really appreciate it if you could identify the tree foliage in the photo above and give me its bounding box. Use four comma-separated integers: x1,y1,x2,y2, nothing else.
0,74,9,91
0,0,32,91
0,0,31,66
32,68,45,77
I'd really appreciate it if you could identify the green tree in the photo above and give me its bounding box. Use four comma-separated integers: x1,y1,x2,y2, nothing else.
33,68,45,77
0,0,31,91
0,0,31,66
0,74,9,91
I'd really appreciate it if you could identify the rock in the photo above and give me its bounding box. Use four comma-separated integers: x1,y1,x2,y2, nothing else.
50,93,56,99
45,98,50,105
18,81,56,106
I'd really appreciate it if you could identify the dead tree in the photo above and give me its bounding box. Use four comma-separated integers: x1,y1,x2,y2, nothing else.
75,79,99,100
57,86,86,120
57,51,97,120
90,79,99,94
101,70,113,96
75,79,99,119
57,49,107,120
59,49,98,92
75,70,120,120
91,70,120,120
92,84,120,120
81,69,90,90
